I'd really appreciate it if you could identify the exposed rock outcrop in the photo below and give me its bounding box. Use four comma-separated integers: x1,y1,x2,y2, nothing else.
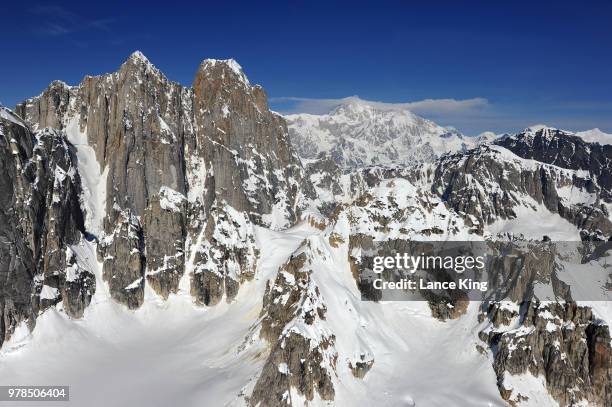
496,127,612,202
4,52,612,407
0,108,92,347
481,302,612,406
251,241,337,406
348,352,375,378
432,144,611,239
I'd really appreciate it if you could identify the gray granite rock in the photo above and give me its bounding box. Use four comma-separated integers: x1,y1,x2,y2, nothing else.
17,52,306,309
0,109,92,347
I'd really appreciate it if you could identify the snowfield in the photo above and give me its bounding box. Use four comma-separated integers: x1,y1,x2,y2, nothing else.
0,225,308,407
0,220,511,407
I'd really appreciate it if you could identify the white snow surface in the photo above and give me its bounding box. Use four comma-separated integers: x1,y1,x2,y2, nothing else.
159,186,186,212
39,285,60,300
65,116,108,237
502,373,560,406
0,225,309,407
486,202,582,241
575,128,612,145
290,218,504,406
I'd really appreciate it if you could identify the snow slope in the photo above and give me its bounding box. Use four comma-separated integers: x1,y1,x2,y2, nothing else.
0,106,27,127
64,116,108,237
0,225,313,407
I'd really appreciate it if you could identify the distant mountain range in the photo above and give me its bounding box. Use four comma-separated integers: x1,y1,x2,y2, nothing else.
285,99,611,169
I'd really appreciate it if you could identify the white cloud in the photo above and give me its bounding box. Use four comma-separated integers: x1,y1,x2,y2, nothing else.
271,95,489,116
270,95,612,136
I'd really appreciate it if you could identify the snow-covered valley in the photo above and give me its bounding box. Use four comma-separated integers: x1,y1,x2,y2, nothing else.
0,222,506,407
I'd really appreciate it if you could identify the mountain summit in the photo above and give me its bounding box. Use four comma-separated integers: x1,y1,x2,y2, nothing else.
285,98,479,168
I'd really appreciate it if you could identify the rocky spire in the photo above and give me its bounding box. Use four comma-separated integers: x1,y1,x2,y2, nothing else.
15,51,306,309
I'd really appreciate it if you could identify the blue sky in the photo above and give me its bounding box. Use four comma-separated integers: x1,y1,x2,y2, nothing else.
1,1,611,135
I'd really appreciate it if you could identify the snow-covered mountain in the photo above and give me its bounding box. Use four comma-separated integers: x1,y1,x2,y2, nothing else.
576,128,612,145
1,54,612,407
285,98,484,168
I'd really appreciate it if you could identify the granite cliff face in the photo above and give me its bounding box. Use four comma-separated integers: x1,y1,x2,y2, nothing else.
0,108,92,348
16,52,305,309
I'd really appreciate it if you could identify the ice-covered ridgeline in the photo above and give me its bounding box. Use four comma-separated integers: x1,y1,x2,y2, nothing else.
576,128,612,145
517,124,612,146
299,136,610,243
285,97,494,169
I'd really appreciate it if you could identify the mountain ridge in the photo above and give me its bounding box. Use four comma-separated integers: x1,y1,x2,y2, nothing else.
285,98,477,169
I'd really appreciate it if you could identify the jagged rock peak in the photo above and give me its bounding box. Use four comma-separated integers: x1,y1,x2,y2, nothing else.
128,50,150,63
14,50,305,311
523,124,557,133
21,80,71,107
198,58,251,86
48,80,72,90
118,50,166,80
522,124,575,138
